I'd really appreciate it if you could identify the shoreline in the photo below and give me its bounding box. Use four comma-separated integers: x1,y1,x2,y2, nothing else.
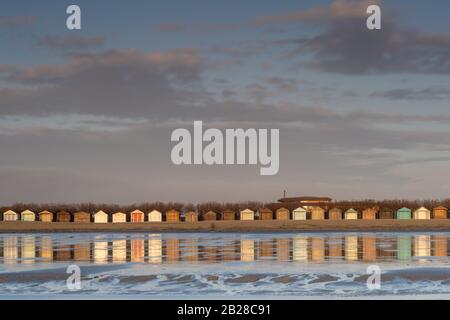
2,220,450,233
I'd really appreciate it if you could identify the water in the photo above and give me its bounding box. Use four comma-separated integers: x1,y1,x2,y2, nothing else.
0,232,449,299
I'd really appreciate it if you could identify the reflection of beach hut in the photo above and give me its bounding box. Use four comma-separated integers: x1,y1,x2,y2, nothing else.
259,240,274,258
311,238,325,262
345,208,358,220
276,207,290,220
184,211,198,222
74,243,91,261
345,236,358,261
166,238,180,263
56,211,71,222
40,236,53,261
21,236,36,264
379,208,394,219
276,238,291,261
413,207,431,220
147,210,162,222
362,235,376,261
292,236,308,261
131,239,145,263
328,237,343,258
397,236,412,261
240,209,255,221
148,236,163,263
94,239,108,264
362,208,377,220
240,239,255,261
166,209,180,222
39,210,53,222
396,207,412,220
222,210,236,220
74,211,91,223
328,208,342,220
292,207,307,221
112,212,127,223
131,210,145,223
311,207,325,220
201,210,217,221
432,206,448,219
432,235,448,257
21,210,36,222
112,240,127,263
94,210,108,223
3,210,18,221
414,235,431,257
3,236,18,264
259,208,273,220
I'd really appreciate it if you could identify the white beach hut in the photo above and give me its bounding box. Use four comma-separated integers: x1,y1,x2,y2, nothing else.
94,210,109,223
240,209,255,221
112,212,127,223
292,207,307,221
21,210,36,222
413,207,431,220
148,210,162,222
3,210,18,221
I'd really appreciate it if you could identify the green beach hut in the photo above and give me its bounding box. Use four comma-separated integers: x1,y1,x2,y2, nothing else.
396,207,412,220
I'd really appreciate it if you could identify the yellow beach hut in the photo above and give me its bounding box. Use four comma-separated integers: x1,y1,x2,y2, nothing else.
311,207,325,220
21,210,36,222
39,210,53,222
240,209,255,221
148,210,162,222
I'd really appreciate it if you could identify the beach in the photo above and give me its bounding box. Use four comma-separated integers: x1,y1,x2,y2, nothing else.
2,220,450,233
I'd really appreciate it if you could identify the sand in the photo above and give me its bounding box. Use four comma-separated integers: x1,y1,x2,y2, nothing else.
1,220,450,233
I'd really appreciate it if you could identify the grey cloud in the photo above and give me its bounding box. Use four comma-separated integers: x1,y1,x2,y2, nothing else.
36,35,106,50
371,88,450,101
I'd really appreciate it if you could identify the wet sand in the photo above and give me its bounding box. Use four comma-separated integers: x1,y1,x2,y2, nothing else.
2,220,450,233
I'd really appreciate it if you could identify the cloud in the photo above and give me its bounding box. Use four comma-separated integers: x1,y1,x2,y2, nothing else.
371,88,450,101
35,35,106,51
0,15,37,27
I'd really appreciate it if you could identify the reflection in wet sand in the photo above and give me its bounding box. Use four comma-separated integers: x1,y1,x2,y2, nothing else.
21,236,35,264
292,236,307,262
113,240,126,263
74,243,91,262
148,236,162,264
94,240,108,264
311,238,325,262
40,236,53,262
240,240,254,262
414,235,431,258
3,236,18,265
131,239,144,263
1,234,449,265
345,236,358,261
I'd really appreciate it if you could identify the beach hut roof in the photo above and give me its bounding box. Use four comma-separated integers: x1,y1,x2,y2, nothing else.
398,207,411,211
113,211,126,215
293,206,307,212
94,210,108,215
21,209,35,214
345,208,357,213
4,209,17,214
415,206,430,211
222,209,235,213
39,210,52,214
434,205,448,210
131,209,144,214
148,209,161,214
241,208,254,213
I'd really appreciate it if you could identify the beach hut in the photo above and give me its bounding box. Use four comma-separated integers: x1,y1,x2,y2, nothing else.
292,207,307,221
362,208,377,220
240,209,255,221
184,211,198,222
147,210,162,222
396,207,412,220
328,208,342,220
344,208,358,220
74,211,91,223
259,208,273,220
432,206,448,219
166,209,180,222
201,210,217,221
310,207,325,220
112,212,127,223
21,210,36,222
222,209,236,220
413,207,431,220
39,210,53,222
379,208,394,219
131,209,145,223
56,211,71,222
276,207,290,220
94,210,109,223
3,210,18,221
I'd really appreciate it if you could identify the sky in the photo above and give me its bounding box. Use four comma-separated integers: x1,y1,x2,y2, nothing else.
1,0,450,204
